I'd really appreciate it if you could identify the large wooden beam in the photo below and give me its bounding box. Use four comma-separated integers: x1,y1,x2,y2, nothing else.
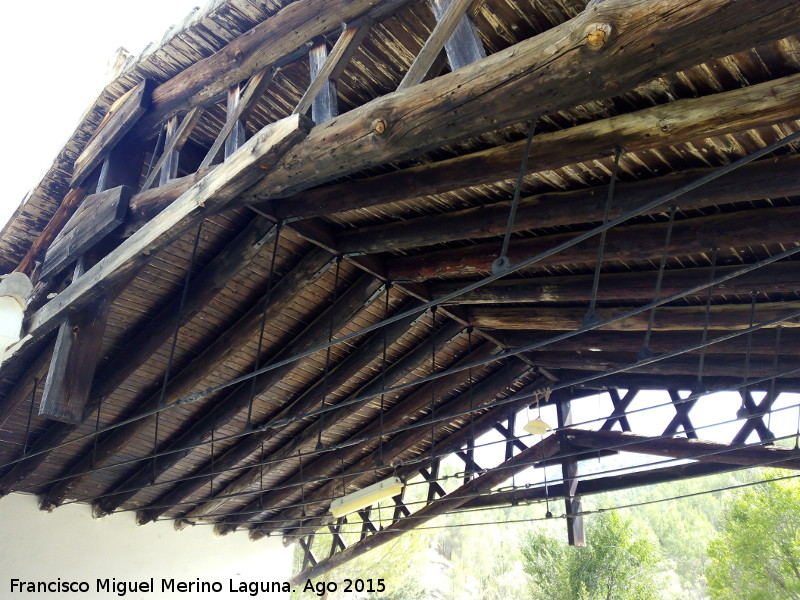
39,247,331,509
504,329,800,357
468,302,800,332
261,71,800,221
71,80,154,187
288,433,560,583
431,261,800,305
566,429,800,470
92,274,384,517
336,155,800,255
1,115,311,383
135,0,411,135
386,205,800,281
525,351,800,379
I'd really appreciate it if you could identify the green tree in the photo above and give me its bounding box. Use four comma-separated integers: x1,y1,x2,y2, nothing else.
520,511,664,600
706,474,800,600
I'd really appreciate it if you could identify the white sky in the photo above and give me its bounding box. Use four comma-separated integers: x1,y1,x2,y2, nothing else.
0,0,203,232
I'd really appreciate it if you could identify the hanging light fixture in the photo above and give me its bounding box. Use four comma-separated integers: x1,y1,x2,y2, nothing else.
330,476,404,518
523,417,552,436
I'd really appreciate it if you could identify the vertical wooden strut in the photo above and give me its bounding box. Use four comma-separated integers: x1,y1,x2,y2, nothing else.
557,396,585,547
429,0,485,70
307,43,339,124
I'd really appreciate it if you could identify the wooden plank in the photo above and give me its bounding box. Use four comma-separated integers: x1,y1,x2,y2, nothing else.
14,188,86,277
398,0,474,90
129,168,215,222
3,114,312,373
385,205,800,282
336,155,800,255
430,261,800,305
38,290,112,423
140,107,204,192
224,85,247,159
262,72,800,221
557,399,585,546
294,23,370,119
40,186,131,281
199,69,274,170
136,0,412,135
430,0,485,70
467,302,800,332
308,44,339,124
71,79,154,187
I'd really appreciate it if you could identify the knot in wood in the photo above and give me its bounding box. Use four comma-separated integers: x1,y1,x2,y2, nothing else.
585,23,612,51
372,118,388,135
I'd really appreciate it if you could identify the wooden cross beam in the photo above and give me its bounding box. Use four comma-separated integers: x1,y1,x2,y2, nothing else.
299,535,318,571
732,390,777,444
140,107,204,192
664,389,698,439
600,388,639,432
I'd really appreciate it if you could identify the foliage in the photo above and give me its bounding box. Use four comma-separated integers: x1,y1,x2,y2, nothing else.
520,511,664,600
706,473,800,600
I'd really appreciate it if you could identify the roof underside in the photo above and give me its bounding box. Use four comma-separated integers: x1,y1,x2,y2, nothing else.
0,0,799,569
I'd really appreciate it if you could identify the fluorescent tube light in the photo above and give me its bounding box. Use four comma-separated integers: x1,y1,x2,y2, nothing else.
330,476,404,518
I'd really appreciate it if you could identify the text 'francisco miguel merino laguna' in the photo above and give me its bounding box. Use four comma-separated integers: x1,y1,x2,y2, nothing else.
9,577,292,596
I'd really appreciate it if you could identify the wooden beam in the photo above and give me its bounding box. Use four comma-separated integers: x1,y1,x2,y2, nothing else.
248,359,533,538
2,115,312,379
398,0,474,89
430,261,800,305
38,247,330,509
523,351,800,379
294,23,370,119
129,168,215,223
503,329,800,357
467,302,800,332
136,0,411,135
261,72,800,221
40,186,131,281
335,155,800,255
557,398,585,546
0,217,277,499
566,428,800,470
93,274,384,517
386,205,800,281
288,433,560,583
430,0,485,70
14,188,86,277
72,80,154,187
140,107,204,192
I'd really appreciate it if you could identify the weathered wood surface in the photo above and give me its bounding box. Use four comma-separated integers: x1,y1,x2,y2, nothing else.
14,188,86,277
243,1,800,210
140,107,204,192
337,155,800,254
504,329,800,356
386,205,800,281
294,23,370,118
40,186,130,280
468,302,800,332
288,433,560,583
567,429,800,470
129,168,215,222
431,261,800,305
398,0,475,89
2,218,276,499
71,80,154,187
93,274,383,517
430,0,485,70
135,0,412,135
40,247,330,509
1,115,311,381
